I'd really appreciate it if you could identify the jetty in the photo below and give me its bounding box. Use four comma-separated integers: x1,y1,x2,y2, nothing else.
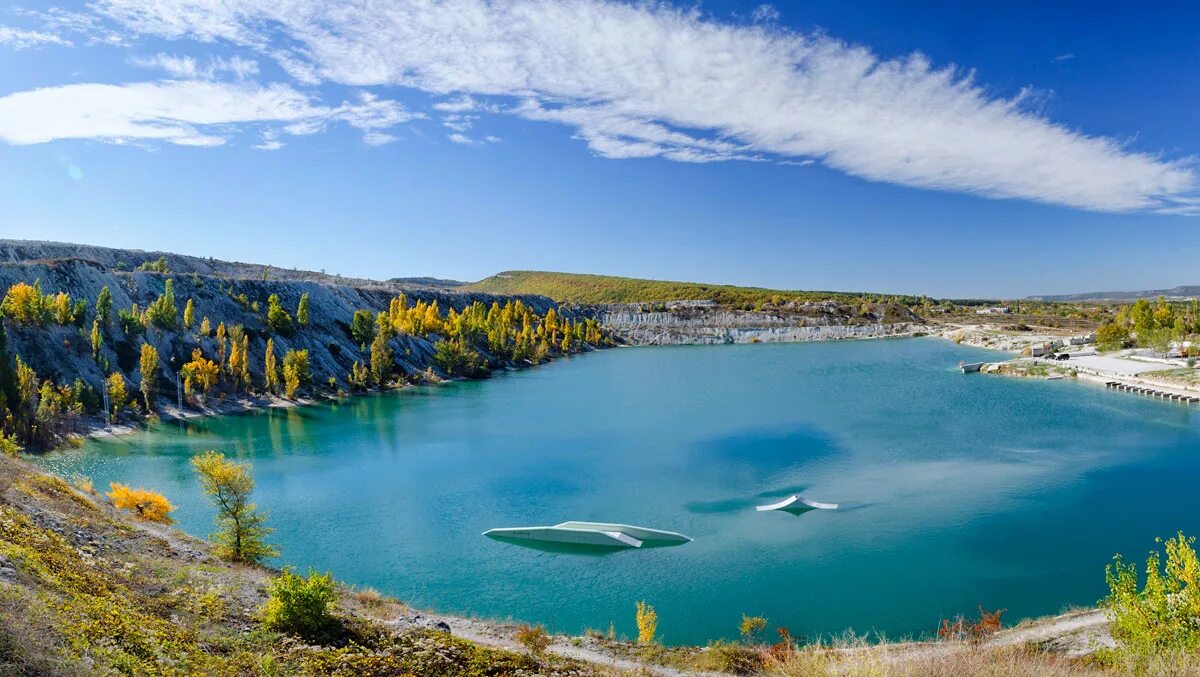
1104,381,1200,404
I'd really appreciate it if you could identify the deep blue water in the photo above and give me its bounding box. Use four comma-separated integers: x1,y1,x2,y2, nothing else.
38,338,1200,645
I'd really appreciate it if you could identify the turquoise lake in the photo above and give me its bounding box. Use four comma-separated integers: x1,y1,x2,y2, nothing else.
39,338,1200,645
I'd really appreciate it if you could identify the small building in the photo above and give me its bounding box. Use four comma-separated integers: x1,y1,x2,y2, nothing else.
1030,345,1051,357
975,306,1011,315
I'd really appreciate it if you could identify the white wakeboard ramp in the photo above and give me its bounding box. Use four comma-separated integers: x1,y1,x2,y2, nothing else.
755,495,838,513
483,521,691,548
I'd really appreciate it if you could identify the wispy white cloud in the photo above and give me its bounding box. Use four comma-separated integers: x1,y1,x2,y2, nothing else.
1053,53,1076,62
0,25,72,49
13,6,127,45
0,80,417,147
131,52,259,79
751,4,780,23
22,0,1199,211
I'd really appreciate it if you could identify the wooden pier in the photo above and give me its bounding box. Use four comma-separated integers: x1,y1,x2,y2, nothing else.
1105,381,1200,404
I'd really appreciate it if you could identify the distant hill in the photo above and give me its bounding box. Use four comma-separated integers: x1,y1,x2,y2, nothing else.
387,276,466,288
1027,286,1200,302
463,270,900,305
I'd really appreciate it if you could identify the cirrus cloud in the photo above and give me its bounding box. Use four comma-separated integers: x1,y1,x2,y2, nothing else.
9,0,1198,212
0,80,417,147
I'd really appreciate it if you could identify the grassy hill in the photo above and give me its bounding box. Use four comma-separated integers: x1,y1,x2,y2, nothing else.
465,271,909,306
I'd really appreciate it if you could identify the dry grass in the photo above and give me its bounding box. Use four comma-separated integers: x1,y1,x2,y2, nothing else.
759,643,1105,676
348,585,407,619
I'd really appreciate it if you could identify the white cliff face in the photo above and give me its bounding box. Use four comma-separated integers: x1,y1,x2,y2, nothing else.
592,305,930,345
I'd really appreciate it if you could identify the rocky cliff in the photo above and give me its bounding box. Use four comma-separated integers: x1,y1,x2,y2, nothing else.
576,300,930,345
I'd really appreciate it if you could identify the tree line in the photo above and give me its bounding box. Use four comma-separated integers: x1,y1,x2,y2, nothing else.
0,276,611,453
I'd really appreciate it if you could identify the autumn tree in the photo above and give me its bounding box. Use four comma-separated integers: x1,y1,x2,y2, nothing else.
199,316,212,337
138,342,159,411
281,349,310,399
90,319,103,361
190,450,277,564
181,348,219,396
106,372,128,418
216,322,228,371
296,292,310,326
108,482,175,523
183,298,195,330
264,338,279,394
0,281,49,326
239,333,251,389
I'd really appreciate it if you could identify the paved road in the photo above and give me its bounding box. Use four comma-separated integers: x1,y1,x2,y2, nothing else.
1065,354,1166,375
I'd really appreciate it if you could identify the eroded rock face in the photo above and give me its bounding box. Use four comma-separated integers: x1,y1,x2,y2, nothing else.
574,303,928,345
0,249,555,414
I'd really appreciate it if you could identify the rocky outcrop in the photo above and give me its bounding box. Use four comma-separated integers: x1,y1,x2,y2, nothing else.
576,301,930,345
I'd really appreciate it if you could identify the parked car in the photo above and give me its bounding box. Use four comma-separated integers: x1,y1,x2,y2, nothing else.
1055,353,1070,361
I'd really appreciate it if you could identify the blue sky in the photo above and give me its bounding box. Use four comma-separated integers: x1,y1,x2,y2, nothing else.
0,0,1197,298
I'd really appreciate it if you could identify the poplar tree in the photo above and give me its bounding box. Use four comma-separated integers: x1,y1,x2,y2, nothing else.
183,298,195,330
90,319,103,361
138,342,159,411
296,293,310,326
216,322,228,371
264,338,279,394
95,286,113,327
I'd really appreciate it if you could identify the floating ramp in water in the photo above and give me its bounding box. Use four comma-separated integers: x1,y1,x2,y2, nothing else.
755,495,838,513
483,521,691,548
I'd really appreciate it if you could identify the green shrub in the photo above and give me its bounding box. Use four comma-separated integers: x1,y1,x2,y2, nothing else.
261,567,338,641
1104,532,1200,657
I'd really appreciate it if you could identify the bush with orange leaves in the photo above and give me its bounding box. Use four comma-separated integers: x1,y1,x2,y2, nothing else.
107,482,176,523
937,606,1005,642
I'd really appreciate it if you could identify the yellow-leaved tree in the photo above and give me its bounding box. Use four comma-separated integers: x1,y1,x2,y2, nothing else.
107,482,175,523
636,600,657,645
138,342,159,411
190,450,277,564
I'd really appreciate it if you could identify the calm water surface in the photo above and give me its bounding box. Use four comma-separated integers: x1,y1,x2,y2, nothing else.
39,338,1200,644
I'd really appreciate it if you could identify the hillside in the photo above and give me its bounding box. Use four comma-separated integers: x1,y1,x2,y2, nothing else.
465,271,915,306
1028,285,1200,302
0,242,613,453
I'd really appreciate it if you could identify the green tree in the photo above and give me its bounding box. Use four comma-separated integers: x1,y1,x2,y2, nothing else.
432,340,486,378
190,450,277,564
138,342,159,411
370,330,393,385
296,293,310,326
1096,322,1131,352
96,286,113,327
146,279,178,330
261,567,337,641
1105,533,1200,657
349,309,376,347
267,294,294,335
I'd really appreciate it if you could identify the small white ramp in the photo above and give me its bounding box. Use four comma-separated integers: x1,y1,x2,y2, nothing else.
756,495,838,513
